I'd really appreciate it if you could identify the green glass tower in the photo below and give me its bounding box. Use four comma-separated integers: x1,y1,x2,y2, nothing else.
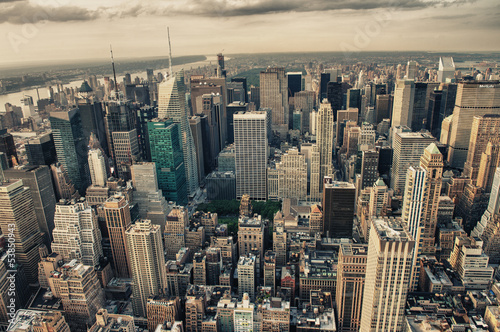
148,119,187,205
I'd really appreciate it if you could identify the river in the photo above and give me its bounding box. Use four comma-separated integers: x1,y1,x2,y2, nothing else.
0,55,218,109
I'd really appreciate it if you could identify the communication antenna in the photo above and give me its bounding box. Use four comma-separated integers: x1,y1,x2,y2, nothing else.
110,45,119,98
167,27,173,78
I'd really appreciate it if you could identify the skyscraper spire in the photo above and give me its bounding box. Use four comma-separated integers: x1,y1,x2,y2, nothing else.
110,44,119,98
167,27,173,78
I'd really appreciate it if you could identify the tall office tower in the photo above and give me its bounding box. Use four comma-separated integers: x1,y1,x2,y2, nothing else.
239,194,252,217
361,150,379,189
375,94,392,124
391,79,415,128
50,109,89,194
126,220,167,317
192,252,207,286
77,99,107,155
438,57,455,82
50,163,79,200
447,81,500,168
89,309,134,332
88,149,108,186
294,91,315,133
250,86,260,109
189,116,205,183
231,77,248,102
360,217,415,332
263,251,276,294
237,254,256,301
238,214,264,263
146,296,180,332
104,195,131,278
227,102,249,144
472,168,500,263
103,101,135,161
358,123,376,150
427,89,443,138
112,129,140,180
234,111,268,200
25,132,57,167
391,130,436,194
287,72,302,97
322,177,356,238
336,108,358,148
345,126,361,157
319,72,331,101
309,204,323,234
369,179,390,217
48,260,105,330
0,180,43,284
3,165,56,243
148,119,187,205
327,81,343,116
276,148,307,201
316,100,334,192
217,294,236,332
165,207,188,260
159,70,199,196
337,244,368,332
273,224,287,267
410,82,429,131
476,142,500,192
437,83,458,128
233,293,254,332
347,88,361,110
0,129,18,167
406,60,417,80
185,286,208,332
260,67,289,134
300,143,321,201
51,198,103,267
370,83,387,107
205,247,222,285
131,162,170,227
136,106,157,161
464,115,500,183
261,298,291,332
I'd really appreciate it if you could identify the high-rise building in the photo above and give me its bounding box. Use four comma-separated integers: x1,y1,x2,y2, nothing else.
260,67,289,135
294,91,315,134
261,297,291,332
77,99,107,155
360,217,415,332
263,251,276,294
50,109,89,194
146,296,180,332
50,163,79,201
464,115,500,183
189,116,205,183
48,260,105,330
103,101,135,164
51,198,103,267
233,293,253,332
231,77,248,102
6,310,71,332
322,177,355,238
406,60,417,80
276,148,308,201
192,252,207,286
112,129,140,180
438,57,455,83
148,119,188,205
104,195,131,278
300,143,321,201
89,309,134,332
165,206,188,260
0,180,43,284
136,106,158,161
88,149,108,186
238,214,264,262
0,129,18,168
447,81,500,168
234,111,268,200
411,82,435,131
327,81,343,115
126,220,167,317
217,293,236,332
337,244,368,332
3,165,56,243
25,132,57,167
391,79,415,128
391,130,436,194
287,72,302,97
158,70,199,196
347,88,361,110
316,100,334,192
237,254,256,301
360,150,379,189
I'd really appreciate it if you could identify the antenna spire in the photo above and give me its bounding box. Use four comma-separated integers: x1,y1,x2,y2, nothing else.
167,27,173,78
110,45,119,98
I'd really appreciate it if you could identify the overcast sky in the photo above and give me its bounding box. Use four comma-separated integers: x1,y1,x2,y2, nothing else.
0,0,499,65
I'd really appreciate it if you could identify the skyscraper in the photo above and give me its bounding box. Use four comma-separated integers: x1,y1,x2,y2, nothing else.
88,149,107,187
260,67,289,135
234,111,268,200
50,109,89,194
148,119,187,206
164,206,188,260
25,132,57,167
237,254,256,301
391,79,415,128
104,195,131,278
126,220,167,317
316,100,334,193
276,148,308,201
112,129,140,181
322,177,355,238
447,81,500,168
0,180,43,284
158,70,199,196
360,217,414,332
51,198,103,267
438,56,455,83
0,129,18,167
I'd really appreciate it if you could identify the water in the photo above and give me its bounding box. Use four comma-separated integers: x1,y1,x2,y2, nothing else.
0,55,218,109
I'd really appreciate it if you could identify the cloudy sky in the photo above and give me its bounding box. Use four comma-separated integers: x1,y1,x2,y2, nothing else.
0,0,499,65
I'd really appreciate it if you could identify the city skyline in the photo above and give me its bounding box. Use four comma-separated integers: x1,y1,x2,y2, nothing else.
0,0,499,64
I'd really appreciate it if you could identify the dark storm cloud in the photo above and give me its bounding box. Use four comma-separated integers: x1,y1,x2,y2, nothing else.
0,1,99,24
